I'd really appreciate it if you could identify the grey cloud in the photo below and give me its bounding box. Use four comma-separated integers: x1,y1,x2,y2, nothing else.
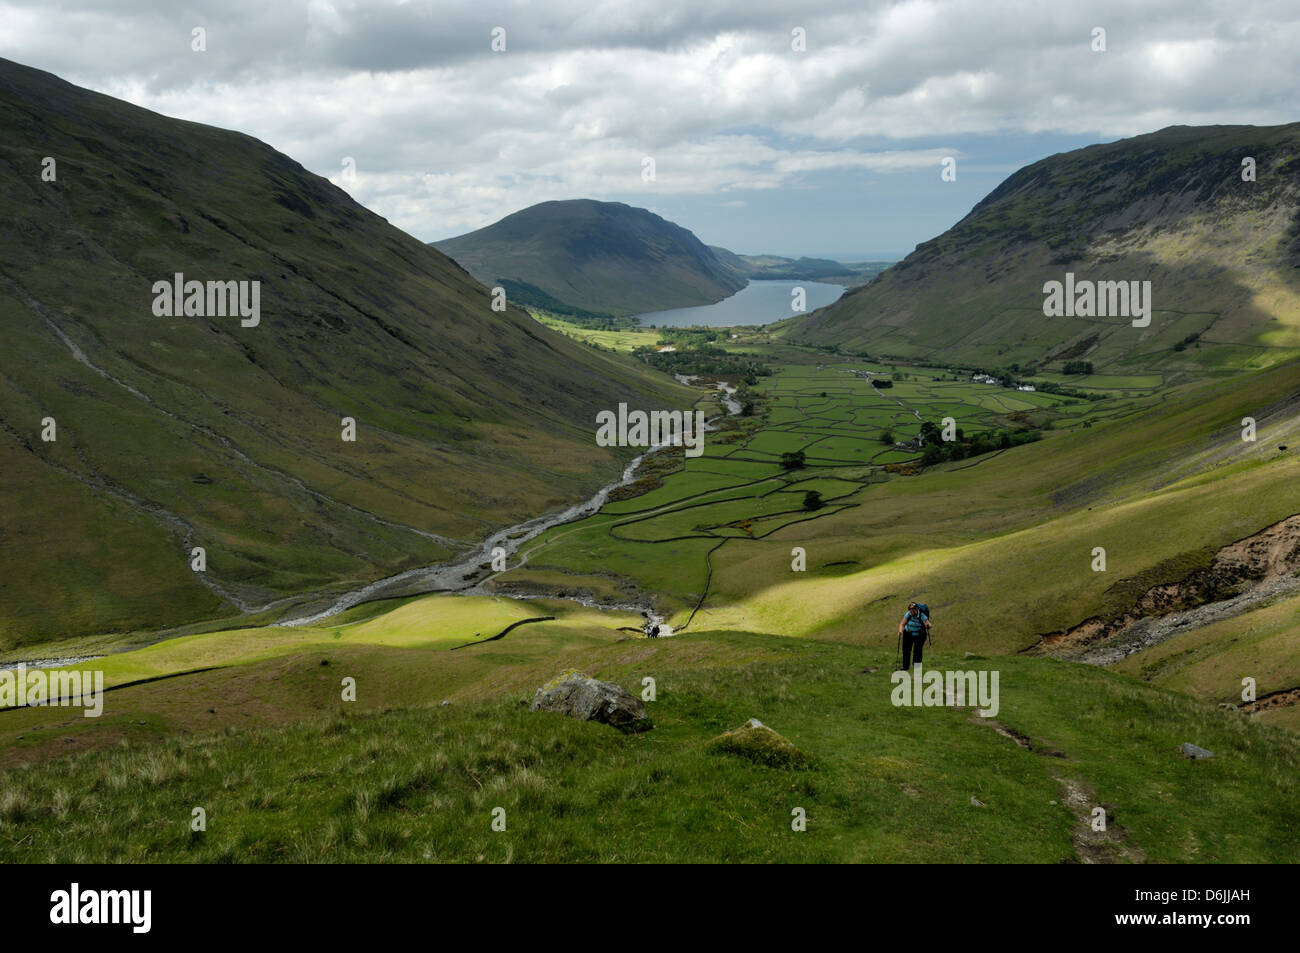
4,0,1297,247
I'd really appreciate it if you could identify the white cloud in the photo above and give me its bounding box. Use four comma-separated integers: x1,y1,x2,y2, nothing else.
3,0,1297,242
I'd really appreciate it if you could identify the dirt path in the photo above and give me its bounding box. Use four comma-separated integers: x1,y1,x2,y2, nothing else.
973,716,1143,863
1056,775,1145,864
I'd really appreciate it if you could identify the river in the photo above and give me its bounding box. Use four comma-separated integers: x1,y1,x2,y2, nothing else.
277,382,742,628
0,383,738,667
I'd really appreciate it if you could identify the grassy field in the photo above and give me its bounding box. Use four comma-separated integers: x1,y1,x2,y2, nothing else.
3,634,1299,863
494,342,1240,634
530,312,663,352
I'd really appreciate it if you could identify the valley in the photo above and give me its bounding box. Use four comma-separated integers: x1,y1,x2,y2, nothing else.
2,56,1299,868
4,315,1299,863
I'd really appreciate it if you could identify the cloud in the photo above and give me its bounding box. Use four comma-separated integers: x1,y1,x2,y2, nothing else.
3,0,1297,243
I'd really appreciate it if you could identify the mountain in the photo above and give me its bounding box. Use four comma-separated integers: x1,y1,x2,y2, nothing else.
432,199,747,316
712,250,891,286
786,123,1300,380
0,59,689,648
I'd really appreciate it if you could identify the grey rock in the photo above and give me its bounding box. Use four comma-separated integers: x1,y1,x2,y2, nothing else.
530,670,650,731
1181,742,1214,759
970,796,985,807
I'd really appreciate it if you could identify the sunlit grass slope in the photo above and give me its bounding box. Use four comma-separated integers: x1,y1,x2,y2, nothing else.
2,636,1297,863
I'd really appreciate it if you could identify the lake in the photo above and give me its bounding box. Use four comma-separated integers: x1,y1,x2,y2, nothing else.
635,279,845,327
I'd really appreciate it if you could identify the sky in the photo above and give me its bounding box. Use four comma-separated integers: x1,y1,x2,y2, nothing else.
3,0,1299,259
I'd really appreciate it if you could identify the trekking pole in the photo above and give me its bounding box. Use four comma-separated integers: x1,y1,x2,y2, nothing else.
895,630,902,671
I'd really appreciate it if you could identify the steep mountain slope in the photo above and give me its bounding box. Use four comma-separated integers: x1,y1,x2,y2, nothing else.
433,199,747,316
786,124,1300,379
0,58,690,648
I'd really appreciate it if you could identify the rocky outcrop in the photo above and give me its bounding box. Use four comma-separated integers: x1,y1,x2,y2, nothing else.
529,670,651,732
1031,513,1300,663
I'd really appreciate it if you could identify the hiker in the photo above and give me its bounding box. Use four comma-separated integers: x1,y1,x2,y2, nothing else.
897,602,931,672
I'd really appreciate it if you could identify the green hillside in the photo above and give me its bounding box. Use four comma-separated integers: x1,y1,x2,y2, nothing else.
786,123,1300,381
4,631,1298,863
0,59,692,648
433,199,747,316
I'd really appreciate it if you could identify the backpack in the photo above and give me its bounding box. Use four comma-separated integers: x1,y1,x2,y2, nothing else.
904,603,930,634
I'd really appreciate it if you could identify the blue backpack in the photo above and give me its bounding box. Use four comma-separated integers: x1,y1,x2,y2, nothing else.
904,603,930,634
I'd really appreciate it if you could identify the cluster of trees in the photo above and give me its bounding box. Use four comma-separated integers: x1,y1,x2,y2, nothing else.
633,342,771,384
1172,332,1202,352
973,365,1032,387
657,328,728,347
780,450,806,470
970,364,1105,401
733,382,758,416
822,344,873,359
1034,380,1106,401
918,420,1042,464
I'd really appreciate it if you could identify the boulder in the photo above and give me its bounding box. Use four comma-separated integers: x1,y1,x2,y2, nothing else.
708,718,810,768
1181,742,1214,759
530,670,650,731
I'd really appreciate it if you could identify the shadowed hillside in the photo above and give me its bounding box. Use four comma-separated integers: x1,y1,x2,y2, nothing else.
786,123,1300,381
0,59,690,647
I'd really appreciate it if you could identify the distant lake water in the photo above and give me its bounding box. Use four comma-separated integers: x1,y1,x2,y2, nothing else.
635,279,845,327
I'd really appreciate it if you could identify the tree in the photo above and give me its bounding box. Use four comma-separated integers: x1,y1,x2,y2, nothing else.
802,490,824,511
880,429,894,444
780,450,806,470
